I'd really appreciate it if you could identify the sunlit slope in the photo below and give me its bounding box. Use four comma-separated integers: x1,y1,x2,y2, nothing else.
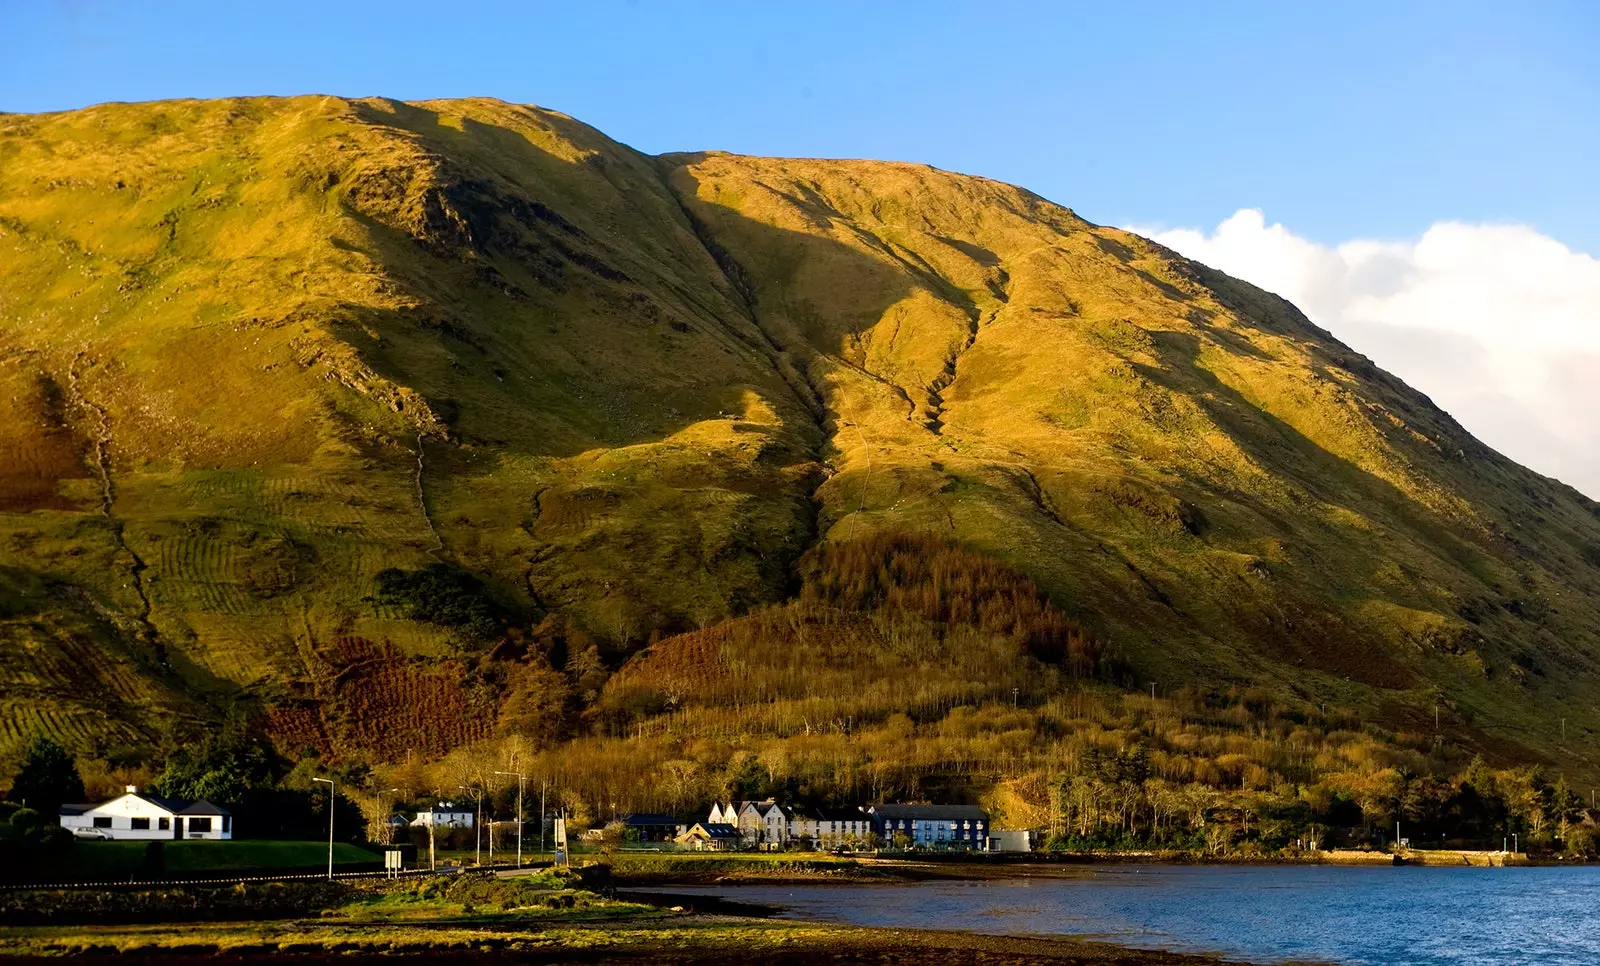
665,151,1600,757
2,96,1598,770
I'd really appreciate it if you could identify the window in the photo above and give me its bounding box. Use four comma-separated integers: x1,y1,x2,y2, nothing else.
131,817,150,830
189,817,213,833
93,816,112,829
159,817,170,830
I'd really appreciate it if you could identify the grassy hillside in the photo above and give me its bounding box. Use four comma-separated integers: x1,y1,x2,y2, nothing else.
2,95,1599,798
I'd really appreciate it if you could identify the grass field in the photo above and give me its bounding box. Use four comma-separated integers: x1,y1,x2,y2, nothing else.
34,840,381,881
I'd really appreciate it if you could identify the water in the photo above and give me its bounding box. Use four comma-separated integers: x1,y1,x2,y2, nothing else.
655,865,1600,965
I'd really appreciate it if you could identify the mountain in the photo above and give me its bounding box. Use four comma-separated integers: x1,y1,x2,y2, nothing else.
3,95,1599,787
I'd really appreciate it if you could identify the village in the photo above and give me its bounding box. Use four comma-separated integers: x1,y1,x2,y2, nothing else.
55,786,1035,854
407,798,1030,853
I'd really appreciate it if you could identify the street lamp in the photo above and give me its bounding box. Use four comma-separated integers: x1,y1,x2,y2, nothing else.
460,785,482,867
311,778,335,880
494,771,526,868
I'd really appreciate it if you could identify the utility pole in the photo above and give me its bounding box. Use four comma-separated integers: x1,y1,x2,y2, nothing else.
495,770,526,869
540,780,548,857
312,778,335,880
1012,687,1018,708
461,785,482,867
385,787,401,846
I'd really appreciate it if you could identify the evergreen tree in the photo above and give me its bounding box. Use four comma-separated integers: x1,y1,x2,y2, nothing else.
155,718,280,804
6,736,85,813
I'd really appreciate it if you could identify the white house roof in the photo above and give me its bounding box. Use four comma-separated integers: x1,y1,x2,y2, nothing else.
418,804,473,814
57,790,228,817
178,799,231,816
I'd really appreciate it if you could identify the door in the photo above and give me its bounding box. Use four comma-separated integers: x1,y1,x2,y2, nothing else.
173,816,182,840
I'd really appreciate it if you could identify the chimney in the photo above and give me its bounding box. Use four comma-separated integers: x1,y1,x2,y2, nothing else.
125,785,139,794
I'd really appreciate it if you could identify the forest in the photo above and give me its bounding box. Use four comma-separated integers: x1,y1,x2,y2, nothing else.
6,535,1597,860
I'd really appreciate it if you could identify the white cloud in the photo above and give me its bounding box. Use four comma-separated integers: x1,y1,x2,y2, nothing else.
1136,210,1600,500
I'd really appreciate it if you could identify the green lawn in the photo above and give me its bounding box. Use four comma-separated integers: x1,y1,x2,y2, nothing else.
161,840,379,873
35,840,381,882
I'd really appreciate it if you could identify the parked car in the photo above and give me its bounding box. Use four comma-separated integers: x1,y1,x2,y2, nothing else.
71,826,113,841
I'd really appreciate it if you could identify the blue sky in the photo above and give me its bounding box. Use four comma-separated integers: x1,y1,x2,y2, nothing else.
3,0,1596,253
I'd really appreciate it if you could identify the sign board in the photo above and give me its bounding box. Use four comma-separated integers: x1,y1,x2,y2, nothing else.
553,816,568,866
384,848,404,877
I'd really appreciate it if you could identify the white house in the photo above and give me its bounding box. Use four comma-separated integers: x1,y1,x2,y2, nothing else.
675,821,741,851
708,800,790,847
811,806,873,848
58,786,233,840
707,801,875,850
409,803,475,828
740,800,789,848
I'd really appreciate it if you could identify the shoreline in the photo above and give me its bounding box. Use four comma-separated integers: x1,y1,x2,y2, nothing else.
603,848,1551,888
0,867,1308,965
0,914,1297,965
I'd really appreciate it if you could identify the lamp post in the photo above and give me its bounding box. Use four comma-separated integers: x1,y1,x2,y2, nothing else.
460,785,482,867
495,771,526,868
312,778,335,880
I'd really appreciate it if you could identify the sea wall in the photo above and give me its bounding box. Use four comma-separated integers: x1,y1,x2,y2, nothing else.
1321,850,1398,865
1399,849,1529,867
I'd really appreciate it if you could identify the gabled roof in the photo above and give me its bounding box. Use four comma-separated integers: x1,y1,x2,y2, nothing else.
129,791,186,814
418,803,474,814
58,790,205,817
179,799,231,816
682,822,740,838
871,804,988,822
816,806,869,822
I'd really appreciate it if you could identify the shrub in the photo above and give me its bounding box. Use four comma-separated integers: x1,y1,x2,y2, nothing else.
0,881,352,926
1566,826,1596,858
375,564,510,642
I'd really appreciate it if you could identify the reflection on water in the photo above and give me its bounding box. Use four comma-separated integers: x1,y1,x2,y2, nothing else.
657,865,1600,965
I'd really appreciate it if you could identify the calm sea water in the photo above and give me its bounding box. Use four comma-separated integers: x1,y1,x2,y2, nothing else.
657,865,1600,965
